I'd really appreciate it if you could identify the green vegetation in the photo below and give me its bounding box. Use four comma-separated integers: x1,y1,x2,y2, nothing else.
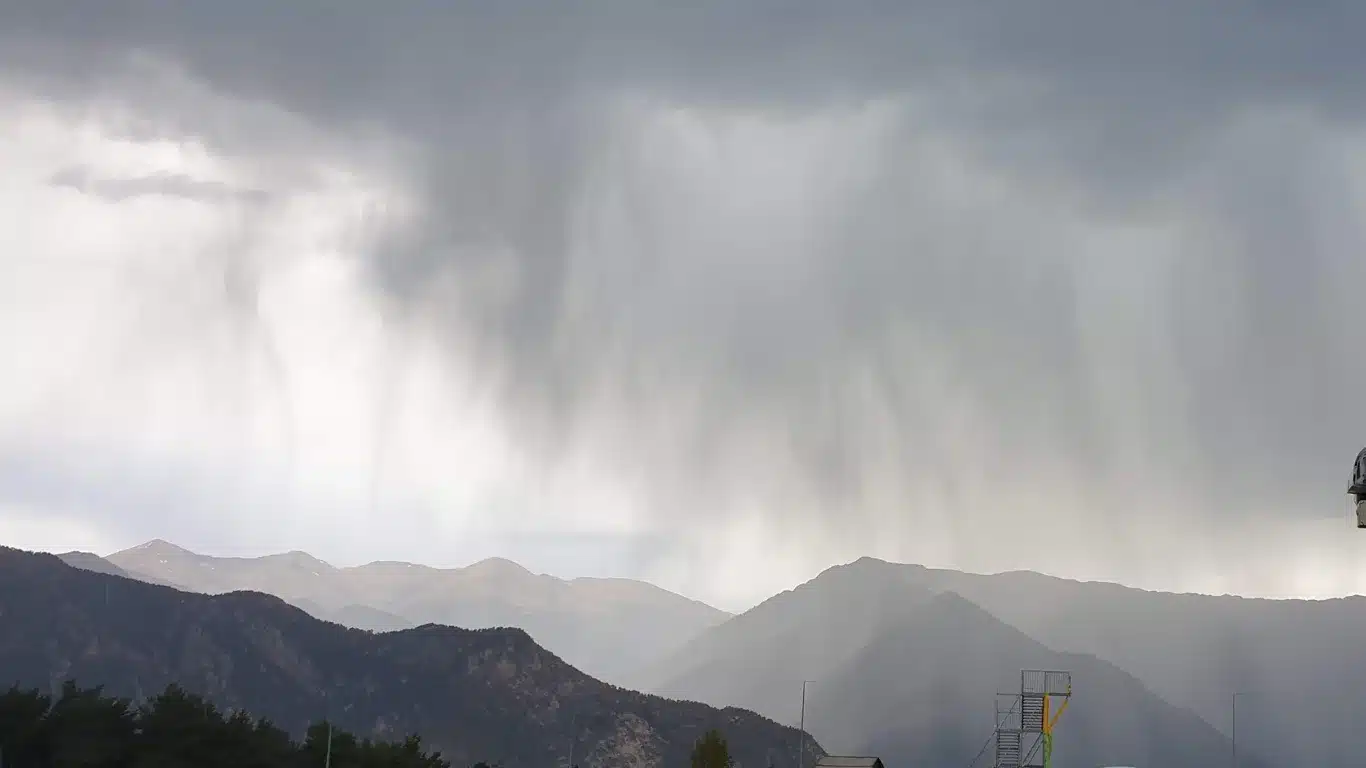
690,729,733,768
0,680,455,768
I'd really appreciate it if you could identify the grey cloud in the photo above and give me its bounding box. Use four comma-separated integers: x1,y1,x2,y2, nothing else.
2,1,1365,583
49,166,270,205
4,2,1364,142
0,439,674,587
0,442,444,566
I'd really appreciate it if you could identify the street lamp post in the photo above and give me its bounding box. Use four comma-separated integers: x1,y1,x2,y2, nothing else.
799,680,815,768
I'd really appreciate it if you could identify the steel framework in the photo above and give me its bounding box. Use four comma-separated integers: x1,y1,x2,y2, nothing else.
993,670,1071,768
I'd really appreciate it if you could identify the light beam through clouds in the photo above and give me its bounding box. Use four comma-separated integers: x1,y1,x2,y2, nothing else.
1,2,1365,609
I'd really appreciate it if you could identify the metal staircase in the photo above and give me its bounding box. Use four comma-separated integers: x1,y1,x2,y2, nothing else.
994,694,1023,768
1021,694,1045,732
994,728,1021,768
991,671,1071,768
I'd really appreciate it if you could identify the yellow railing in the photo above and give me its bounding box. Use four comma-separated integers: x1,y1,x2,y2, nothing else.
1040,682,1071,768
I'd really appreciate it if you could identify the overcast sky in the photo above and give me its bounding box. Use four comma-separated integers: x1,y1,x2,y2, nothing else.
2,2,1366,610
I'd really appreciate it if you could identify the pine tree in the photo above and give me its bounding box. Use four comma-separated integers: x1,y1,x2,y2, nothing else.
690,729,734,768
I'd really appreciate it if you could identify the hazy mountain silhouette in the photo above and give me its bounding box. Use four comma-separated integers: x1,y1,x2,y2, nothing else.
0,545,812,768
645,558,1268,768
103,539,730,686
287,595,417,632
58,550,177,587
57,550,136,578
875,559,1366,767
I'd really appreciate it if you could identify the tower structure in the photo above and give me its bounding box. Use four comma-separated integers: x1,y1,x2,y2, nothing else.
993,669,1071,768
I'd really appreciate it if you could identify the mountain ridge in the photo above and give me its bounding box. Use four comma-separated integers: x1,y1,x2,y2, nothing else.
845,556,1366,765
0,545,815,768
645,556,1270,768
98,539,732,686
68,544,1366,766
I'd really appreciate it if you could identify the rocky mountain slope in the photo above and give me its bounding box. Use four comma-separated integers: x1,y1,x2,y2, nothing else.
644,558,1268,768
99,539,729,685
0,545,809,768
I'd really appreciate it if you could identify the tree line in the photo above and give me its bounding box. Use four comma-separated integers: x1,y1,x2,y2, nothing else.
0,680,740,768
0,681,448,768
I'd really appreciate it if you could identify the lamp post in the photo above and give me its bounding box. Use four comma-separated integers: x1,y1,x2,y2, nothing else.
799,680,815,768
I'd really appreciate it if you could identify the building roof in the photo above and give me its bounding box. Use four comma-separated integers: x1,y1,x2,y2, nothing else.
813,757,884,768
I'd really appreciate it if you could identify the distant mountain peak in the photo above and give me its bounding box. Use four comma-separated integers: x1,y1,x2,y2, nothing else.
353,559,435,571
464,556,533,577
262,549,335,569
843,555,926,572
851,555,891,565
123,538,195,557
57,550,100,561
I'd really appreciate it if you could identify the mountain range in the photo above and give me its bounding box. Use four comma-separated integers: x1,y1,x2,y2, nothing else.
43,540,1366,767
66,539,729,687
3,545,811,768
870,560,1366,766
642,557,1267,768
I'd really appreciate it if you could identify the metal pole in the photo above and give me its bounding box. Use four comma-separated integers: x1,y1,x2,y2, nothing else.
325,722,333,768
799,680,813,768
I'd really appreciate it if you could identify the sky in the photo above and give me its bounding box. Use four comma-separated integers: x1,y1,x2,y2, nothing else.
2,2,1366,611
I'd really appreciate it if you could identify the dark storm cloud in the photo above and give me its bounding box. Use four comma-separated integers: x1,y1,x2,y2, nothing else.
3,0,1365,560
5,2,1363,164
